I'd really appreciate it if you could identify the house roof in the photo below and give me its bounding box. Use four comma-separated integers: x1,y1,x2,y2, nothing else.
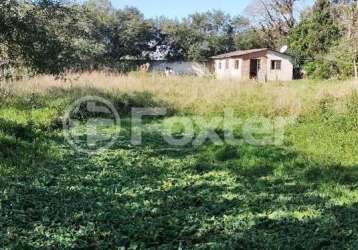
210,48,291,59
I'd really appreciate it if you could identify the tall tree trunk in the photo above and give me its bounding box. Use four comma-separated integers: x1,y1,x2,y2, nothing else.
354,56,358,80
354,42,358,79
355,1,358,80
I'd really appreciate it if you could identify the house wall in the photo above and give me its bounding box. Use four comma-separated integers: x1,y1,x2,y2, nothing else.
241,50,268,81
151,61,209,76
266,51,293,81
214,58,243,80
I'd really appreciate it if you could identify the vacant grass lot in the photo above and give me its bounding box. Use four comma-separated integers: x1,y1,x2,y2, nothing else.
1,73,358,249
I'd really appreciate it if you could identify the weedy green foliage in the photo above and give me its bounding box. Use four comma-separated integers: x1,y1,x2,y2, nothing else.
2,78,358,249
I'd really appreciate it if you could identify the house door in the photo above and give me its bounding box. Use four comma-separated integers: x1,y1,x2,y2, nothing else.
250,59,261,79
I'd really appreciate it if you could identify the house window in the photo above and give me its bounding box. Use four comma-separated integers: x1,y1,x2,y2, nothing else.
235,60,240,70
271,60,282,70
218,62,222,70
226,59,229,69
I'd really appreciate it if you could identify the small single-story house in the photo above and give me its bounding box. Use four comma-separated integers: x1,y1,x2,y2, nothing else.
210,48,294,81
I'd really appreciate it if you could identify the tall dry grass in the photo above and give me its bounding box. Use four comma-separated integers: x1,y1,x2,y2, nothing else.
1,71,358,117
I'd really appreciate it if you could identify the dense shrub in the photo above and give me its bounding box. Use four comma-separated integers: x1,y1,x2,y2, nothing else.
303,60,338,79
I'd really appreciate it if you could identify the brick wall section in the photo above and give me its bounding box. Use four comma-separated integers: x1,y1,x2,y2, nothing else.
239,50,268,80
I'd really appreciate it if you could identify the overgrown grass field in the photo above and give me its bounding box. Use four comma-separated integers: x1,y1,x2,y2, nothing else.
2,72,358,249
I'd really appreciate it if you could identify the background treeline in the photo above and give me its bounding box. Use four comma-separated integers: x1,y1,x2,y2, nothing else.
0,0,357,79
0,0,266,77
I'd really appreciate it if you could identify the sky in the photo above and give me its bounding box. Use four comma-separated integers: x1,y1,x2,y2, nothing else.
109,0,314,19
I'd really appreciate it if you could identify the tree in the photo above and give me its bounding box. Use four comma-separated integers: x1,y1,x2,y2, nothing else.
0,0,27,64
159,20,202,60
105,7,160,61
157,11,251,61
0,0,160,75
332,0,358,78
19,1,105,74
235,29,269,50
85,0,113,13
246,0,300,48
0,0,107,74
288,0,341,62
